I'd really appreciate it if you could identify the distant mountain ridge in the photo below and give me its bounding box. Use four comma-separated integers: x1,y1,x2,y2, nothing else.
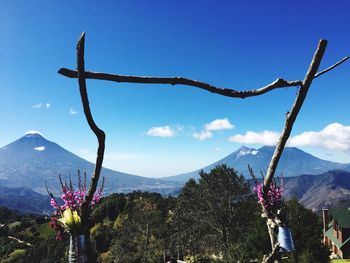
1,132,350,214
0,185,51,214
284,170,350,211
0,132,181,195
167,146,350,182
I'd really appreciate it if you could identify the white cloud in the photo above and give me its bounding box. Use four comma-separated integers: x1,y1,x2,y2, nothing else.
32,103,42,109
205,118,234,131
289,123,350,151
229,123,350,154
229,130,280,146
146,126,176,137
69,107,78,115
193,130,213,141
193,118,234,141
33,102,50,109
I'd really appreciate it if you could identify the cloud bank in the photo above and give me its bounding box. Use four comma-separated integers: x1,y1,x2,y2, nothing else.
33,102,50,109
194,118,234,141
229,130,280,145
229,122,350,153
289,123,350,151
146,126,176,137
69,107,78,115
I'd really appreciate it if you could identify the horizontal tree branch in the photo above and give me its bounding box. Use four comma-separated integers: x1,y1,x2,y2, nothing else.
58,56,347,99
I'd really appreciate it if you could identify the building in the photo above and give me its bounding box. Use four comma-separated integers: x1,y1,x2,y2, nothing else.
323,208,350,259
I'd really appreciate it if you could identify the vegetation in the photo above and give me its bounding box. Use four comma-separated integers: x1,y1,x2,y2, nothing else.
0,165,331,262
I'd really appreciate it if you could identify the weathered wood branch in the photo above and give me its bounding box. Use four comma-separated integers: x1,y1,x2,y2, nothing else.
260,39,327,263
314,56,348,78
262,242,280,263
75,32,106,229
263,39,327,191
58,56,347,99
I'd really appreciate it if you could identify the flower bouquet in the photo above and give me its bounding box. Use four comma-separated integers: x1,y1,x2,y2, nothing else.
253,177,294,252
253,178,286,228
46,171,103,262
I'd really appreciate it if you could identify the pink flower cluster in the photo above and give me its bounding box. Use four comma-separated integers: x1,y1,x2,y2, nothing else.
50,187,102,211
48,174,104,240
253,182,284,211
49,217,64,240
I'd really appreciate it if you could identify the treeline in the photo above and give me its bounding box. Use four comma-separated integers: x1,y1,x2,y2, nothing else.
0,165,329,262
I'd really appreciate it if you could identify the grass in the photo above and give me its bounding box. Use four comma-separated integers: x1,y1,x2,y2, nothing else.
3,249,27,262
331,260,350,262
38,222,54,238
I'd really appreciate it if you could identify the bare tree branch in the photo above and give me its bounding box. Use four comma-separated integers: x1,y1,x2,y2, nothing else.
45,181,63,217
263,39,327,191
75,32,106,229
262,242,280,263
58,56,347,99
314,56,348,78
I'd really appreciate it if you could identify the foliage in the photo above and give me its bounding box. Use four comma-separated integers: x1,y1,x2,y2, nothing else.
282,198,330,263
0,181,331,262
2,249,27,263
170,164,261,260
38,222,55,238
104,191,175,263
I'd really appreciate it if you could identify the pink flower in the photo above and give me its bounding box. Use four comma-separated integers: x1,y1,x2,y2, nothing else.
254,181,284,211
50,198,59,209
48,174,104,239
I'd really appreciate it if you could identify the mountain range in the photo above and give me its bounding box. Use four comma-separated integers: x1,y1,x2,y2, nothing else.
0,185,51,214
0,132,181,196
167,146,350,182
1,132,350,214
284,170,350,211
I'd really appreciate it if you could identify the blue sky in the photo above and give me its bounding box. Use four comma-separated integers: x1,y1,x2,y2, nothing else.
1,1,350,177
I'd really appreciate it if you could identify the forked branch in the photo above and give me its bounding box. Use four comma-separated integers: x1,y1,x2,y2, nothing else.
263,39,327,191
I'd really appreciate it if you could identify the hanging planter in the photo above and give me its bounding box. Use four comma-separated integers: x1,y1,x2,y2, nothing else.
69,234,88,263
278,226,295,252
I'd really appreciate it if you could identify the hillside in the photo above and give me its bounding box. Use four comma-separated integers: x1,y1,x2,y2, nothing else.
284,170,350,211
0,186,51,214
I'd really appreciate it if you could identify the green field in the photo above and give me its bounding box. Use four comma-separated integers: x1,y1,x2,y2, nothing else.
331,260,350,263
38,222,54,238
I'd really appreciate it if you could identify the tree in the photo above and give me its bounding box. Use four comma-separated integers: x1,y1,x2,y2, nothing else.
284,199,330,263
170,179,206,258
171,165,259,260
107,192,169,263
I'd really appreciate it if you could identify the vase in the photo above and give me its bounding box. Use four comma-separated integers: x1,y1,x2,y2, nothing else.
69,234,88,263
278,226,295,252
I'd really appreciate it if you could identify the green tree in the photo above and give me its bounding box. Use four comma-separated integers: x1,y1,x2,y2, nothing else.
107,192,170,263
171,164,259,260
284,198,330,263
